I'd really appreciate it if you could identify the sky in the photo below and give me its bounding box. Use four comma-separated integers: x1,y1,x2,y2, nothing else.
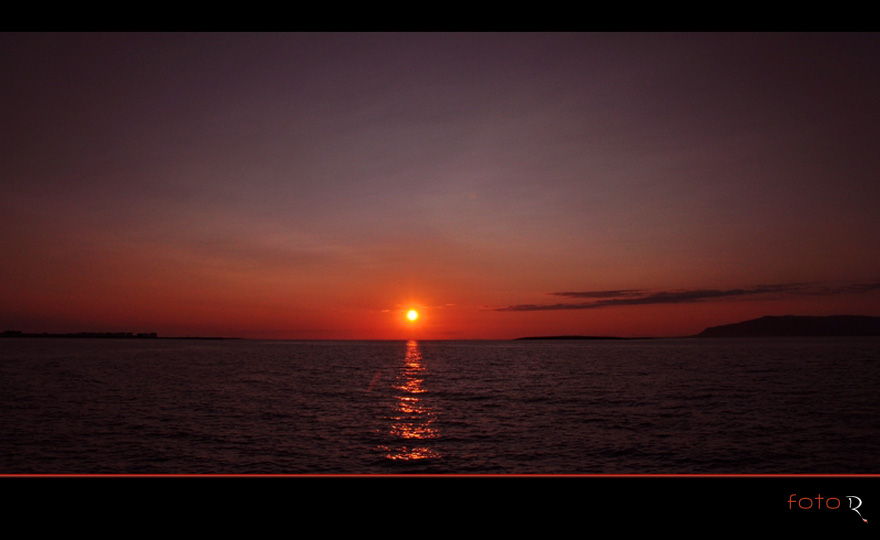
1,32,879,339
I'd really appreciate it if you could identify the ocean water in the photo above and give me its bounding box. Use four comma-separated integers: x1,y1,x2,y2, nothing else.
0,337,878,474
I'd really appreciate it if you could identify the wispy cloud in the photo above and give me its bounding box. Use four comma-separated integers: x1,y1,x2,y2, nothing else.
495,281,880,311
550,290,648,299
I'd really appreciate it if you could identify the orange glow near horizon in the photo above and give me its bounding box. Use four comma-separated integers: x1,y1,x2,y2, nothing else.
2,35,880,341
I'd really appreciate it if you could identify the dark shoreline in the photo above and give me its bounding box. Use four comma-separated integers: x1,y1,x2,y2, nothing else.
516,315,880,340
695,315,880,338
0,331,237,340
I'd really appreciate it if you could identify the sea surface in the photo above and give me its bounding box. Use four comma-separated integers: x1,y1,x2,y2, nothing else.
1,337,878,474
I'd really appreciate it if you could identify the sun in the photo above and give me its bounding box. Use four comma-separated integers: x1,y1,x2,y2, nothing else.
406,309,419,321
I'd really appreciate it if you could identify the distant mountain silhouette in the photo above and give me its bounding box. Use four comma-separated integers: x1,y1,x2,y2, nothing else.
695,315,880,338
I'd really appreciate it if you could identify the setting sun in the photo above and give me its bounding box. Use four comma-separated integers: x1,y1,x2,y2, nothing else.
407,309,419,321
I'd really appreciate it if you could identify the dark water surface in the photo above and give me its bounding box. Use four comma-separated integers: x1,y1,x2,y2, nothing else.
1,337,878,474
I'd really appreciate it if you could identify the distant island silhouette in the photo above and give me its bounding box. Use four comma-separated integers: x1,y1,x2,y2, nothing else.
694,315,880,338
5,315,880,341
515,315,880,340
0,331,236,340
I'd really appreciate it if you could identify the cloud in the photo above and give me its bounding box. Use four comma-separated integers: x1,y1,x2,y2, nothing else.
550,290,648,299
815,281,880,295
495,280,880,311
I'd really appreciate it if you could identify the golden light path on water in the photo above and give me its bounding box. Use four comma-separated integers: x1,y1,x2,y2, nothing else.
382,340,440,461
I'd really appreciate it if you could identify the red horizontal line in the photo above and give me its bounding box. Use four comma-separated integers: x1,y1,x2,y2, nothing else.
2,473,880,478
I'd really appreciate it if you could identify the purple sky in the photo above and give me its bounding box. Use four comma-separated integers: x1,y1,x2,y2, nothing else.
1,33,879,339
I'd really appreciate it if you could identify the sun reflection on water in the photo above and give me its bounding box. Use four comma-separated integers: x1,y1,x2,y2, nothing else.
381,340,440,461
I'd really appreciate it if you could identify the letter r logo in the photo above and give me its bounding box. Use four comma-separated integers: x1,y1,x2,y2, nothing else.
847,496,867,523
